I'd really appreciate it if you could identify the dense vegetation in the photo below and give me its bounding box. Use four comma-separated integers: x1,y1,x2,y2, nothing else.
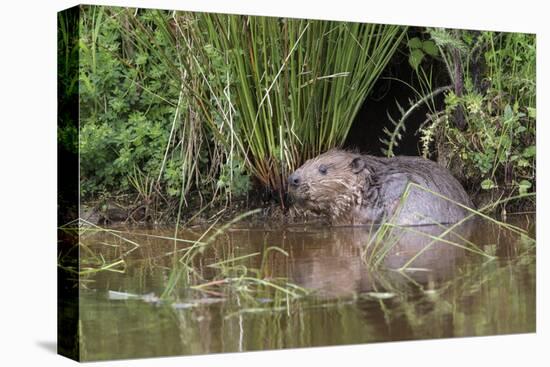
397,29,536,209
70,6,536,222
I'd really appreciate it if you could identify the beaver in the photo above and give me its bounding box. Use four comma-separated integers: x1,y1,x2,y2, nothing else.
287,149,474,226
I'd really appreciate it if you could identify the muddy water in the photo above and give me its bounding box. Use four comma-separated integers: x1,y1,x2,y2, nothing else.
76,215,535,361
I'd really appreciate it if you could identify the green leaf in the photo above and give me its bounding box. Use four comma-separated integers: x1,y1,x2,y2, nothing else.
517,158,530,167
503,104,514,123
527,107,536,119
462,32,474,45
422,40,438,56
481,179,497,190
518,180,532,195
407,37,422,49
135,53,148,65
409,49,425,70
522,145,536,158
516,126,527,134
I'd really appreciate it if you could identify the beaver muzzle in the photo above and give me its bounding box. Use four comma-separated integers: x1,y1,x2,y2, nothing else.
288,172,301,187
287,171,310,205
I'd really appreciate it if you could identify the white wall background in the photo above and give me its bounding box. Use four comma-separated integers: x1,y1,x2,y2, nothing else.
0,1,547,366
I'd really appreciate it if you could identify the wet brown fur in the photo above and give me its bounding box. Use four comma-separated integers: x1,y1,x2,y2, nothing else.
289,150,367,223
288,149,473,225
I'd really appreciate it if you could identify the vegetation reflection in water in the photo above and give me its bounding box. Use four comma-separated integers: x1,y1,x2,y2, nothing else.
68,211,536,361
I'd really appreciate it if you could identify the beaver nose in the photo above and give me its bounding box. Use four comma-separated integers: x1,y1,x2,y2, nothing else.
288,173,301,186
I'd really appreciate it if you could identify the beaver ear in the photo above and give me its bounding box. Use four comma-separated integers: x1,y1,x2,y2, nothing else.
350,157,366,174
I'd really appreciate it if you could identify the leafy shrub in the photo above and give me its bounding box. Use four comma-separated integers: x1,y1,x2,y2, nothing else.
438,31,535,197
401,29,536,200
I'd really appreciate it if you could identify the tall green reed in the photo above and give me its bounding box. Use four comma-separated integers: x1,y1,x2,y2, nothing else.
123,9,406,201
194,15,407,198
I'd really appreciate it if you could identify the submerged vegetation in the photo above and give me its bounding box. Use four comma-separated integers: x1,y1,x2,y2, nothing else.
62,212,310,309
62,201,534,312
71,208,535,360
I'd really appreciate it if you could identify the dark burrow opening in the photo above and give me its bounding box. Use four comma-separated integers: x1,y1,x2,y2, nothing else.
344,27,449,158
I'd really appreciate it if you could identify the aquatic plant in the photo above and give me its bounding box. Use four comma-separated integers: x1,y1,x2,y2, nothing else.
68,211,309,307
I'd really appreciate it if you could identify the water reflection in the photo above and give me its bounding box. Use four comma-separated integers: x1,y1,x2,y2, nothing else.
77,215,535,360
278,221,474,297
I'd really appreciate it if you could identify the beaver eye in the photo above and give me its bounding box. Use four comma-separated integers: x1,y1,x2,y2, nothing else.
318,164,328,175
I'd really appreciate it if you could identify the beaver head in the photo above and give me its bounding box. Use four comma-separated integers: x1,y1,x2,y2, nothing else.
287,149,370,221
